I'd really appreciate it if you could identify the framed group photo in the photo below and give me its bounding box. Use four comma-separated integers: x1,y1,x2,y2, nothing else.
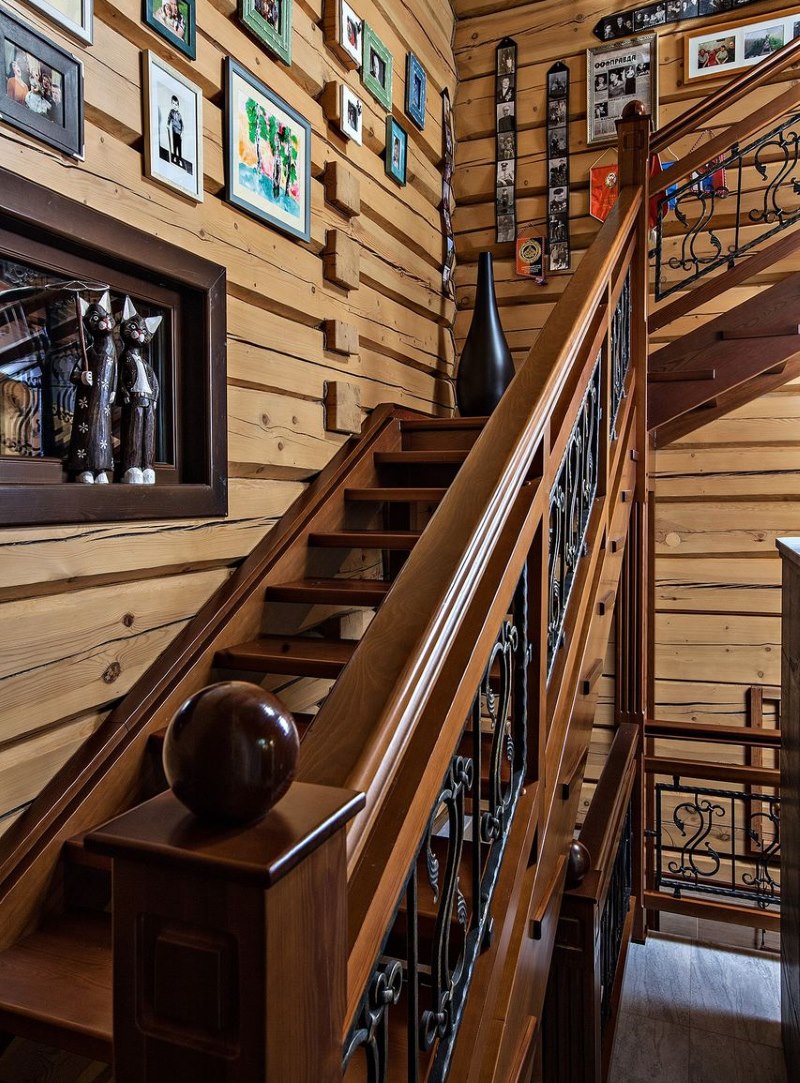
143,50,203,202
0,6,83,158
143,0,195,59
587,33,658,145
239,0,292,65
225,57,311,243
25,0,93,45
684,11,800,81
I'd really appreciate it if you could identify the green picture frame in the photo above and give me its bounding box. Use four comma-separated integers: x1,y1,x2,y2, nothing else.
238,0,292,66
361,23,392,111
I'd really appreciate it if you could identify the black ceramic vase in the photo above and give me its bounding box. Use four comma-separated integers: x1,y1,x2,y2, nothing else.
456,251,514,416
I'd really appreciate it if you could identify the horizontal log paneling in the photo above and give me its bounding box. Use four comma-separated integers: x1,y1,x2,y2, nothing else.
0,0,455,816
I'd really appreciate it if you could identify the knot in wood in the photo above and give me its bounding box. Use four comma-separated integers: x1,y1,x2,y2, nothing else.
103,661,122,684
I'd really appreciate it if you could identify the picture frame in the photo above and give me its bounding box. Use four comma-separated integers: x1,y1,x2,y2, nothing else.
143,0,195,59
225,57,311,243
0,6,83,158
405,51,426,129
340,82,363,143
362,23,392,111
323,0,362,70
143,50,203,202
684,11,800,82
385,115,407,185
24,0,93,45
586,33,658,146
238,0,292,66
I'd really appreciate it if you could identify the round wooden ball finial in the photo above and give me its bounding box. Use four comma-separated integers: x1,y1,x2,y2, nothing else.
621,99,647,119
163,681,300,826
566,839,591,888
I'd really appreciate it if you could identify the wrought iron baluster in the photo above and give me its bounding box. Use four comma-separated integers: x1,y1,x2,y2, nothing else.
343,960,404,1083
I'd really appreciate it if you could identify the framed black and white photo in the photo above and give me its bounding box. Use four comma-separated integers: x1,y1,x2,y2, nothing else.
340,82,362,144
143,50,203,202
385,115,407,185
323,0,362,70
144,0,195,59
239,0,292,66
25,0,92,45
587,34,658,146
0,6,83,158
405,51,426,129
362,23,392,110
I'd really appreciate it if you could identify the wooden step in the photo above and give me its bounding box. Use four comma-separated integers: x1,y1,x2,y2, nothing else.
0,912,112,1062
374,450,468,466
266,578,391,606
344,487,448,503
308,529,421,550
215,636,356,677
400,416,485,453
400,418,487,430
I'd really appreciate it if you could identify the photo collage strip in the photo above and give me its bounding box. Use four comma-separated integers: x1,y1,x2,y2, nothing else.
442,88,456,298
595,0,764,41
495,36,517,244
546,62,570,273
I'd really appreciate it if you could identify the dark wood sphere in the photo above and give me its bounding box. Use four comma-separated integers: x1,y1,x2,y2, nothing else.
621,99,647,119
163,681,300,825
566,839,591,888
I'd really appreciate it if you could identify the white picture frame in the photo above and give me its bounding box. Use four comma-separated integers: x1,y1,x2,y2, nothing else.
23,0,93,44
143,50,204,203
684,11,800,82
340,83,363,144
339,0,362,67
586,34,658,147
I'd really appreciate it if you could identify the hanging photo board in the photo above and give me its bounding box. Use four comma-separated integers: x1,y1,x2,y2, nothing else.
546,62,570,273
441,88,456,298
594,1,771,42
495,36,517,244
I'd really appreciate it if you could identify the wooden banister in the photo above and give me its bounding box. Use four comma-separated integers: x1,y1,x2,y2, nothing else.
645,718,781,747
645,755,779,787
652,34,800,155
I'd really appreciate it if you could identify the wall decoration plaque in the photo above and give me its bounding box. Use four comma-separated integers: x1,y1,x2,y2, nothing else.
495,36,517,245
587,34,658,146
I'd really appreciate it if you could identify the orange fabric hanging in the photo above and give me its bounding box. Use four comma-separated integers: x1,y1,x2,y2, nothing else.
590,164,619,222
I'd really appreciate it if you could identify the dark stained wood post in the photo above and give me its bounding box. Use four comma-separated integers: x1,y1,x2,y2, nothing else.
616,102,651,943
88,782,363,1083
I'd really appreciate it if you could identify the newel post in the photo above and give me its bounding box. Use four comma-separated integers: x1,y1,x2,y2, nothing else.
87,682,364,1083
616,102,652,942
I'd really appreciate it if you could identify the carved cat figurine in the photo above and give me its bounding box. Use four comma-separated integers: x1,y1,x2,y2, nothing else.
65,290,117,484
118,297,162,485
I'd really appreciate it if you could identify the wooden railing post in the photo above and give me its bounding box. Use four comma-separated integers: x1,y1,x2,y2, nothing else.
616,103,651,943
87,685,364,1083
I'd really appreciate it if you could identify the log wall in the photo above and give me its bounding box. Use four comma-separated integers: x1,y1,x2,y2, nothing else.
0,0,456,831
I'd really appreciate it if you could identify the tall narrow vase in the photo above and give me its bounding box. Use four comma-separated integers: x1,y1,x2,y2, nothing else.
455,251,514,417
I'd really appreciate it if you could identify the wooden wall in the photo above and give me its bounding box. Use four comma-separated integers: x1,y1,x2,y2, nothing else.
0,0,456,834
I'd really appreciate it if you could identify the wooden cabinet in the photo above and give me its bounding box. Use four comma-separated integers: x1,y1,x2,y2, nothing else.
778,538,800,1074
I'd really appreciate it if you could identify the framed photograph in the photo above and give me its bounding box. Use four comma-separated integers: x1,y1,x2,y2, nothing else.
0,7,83,158
143,0,195,59
340,82,362,143
684,12,799,81
143,51,203,202
586,34,658,146
225,57,310,243
362,23,392,111
405,52,426,129
24,0,92,45
324,0,362,70
239,0,292,66
385,115,407,185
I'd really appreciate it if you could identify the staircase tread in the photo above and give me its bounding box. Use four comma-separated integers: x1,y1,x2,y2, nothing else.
216,635,356,676
374,450,468,464
266,577,391,604
308,529,421,550
345,487,448,501
0,912,111,1050
400,417,487,429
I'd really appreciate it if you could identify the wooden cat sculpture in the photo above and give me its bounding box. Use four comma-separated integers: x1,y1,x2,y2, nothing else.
118,297,162,485
65,290,117,484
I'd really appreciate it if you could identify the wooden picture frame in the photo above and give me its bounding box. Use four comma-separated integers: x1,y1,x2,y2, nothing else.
385,115,407,186
323,0,362,70
684,11,800,82
24,0,93,45
361,23,392,111
238,0,292,66
143,51,204,202
405,51,426,129
225,57,311,243
143,0,196,59
0,6,83,158
586,33,658,146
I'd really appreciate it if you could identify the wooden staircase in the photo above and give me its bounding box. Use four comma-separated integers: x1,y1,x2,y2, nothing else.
0,410,484,1070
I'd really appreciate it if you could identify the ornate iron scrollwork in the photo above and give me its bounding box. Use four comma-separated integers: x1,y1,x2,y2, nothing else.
481,620,519,844
610,270,631,440
343,960,404,1083
547,354,602,675
654,111,800,300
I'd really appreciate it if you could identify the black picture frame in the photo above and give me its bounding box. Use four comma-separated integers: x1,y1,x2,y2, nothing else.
143,0,197,60
0,5,83,159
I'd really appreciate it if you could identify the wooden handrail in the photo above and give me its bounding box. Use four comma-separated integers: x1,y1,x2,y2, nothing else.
646,718,781,747
652,34,800,155
578,723,638,892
